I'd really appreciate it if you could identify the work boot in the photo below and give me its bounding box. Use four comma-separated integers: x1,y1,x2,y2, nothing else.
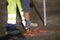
24,20,38,32
30,22,38,27
26,21,38,28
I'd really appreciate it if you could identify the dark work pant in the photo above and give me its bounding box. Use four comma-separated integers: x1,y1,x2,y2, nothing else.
21,0,30,12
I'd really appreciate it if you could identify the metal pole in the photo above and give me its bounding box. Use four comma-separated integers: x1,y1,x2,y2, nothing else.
43,0,47,26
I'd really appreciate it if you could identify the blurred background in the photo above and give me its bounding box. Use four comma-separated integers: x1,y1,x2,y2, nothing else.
0,0,60,40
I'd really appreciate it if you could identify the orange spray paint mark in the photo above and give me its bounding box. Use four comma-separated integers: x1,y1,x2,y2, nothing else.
24,31,36,37
33,28,48,33
24,28,48,37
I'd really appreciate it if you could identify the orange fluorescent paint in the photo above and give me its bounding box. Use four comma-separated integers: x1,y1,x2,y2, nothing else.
33,28,48,33
24,33,36,37
24,31,36,37
24,28,48,37
39,30,48,32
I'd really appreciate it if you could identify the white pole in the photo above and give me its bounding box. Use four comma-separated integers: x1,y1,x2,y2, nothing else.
43,0,47,26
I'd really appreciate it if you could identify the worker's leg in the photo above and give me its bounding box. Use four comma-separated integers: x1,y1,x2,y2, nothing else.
7,0,16,31
20,0,31,30
21,0,38,31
